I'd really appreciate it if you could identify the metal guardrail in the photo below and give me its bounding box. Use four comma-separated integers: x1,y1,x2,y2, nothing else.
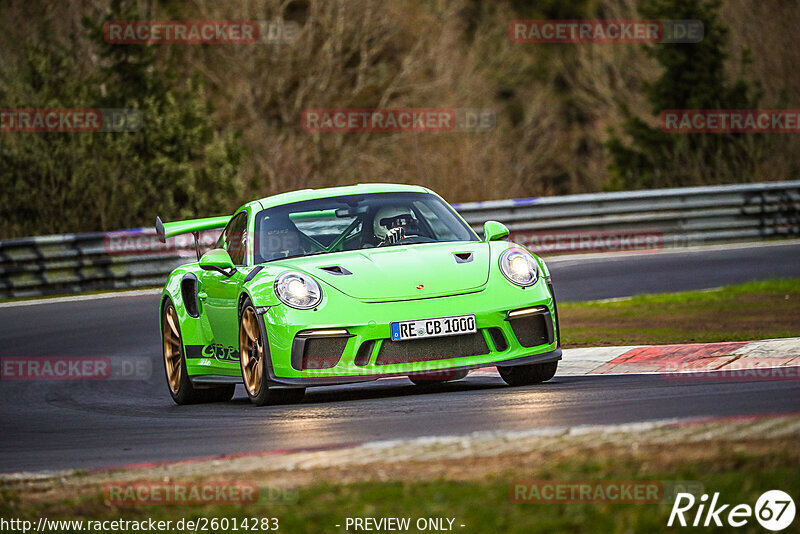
1,181,799,300
0,230,187,300
454,181,800,251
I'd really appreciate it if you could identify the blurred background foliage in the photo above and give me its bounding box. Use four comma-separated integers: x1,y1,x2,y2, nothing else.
0,0,796,238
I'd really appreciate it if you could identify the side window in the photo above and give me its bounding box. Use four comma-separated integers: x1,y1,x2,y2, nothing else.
218,212,248,266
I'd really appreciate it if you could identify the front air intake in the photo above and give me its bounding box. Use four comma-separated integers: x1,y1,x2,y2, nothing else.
354,340,375,367
508,312,554,348
375,333,489,365
300,338,348,370
487,327,508,352
291,330,352,371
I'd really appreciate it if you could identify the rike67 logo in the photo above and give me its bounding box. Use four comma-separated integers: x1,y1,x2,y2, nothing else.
669,490,795,531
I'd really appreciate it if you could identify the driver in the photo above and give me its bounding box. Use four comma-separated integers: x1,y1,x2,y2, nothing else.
373,206,417,245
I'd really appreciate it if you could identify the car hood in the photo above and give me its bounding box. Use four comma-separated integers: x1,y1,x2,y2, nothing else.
274,242,490,301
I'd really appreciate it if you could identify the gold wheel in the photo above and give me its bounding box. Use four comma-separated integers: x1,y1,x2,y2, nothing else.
162,304,183,395
240,306,264,397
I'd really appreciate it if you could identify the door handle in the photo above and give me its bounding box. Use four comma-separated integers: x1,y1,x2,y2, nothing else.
198,291,208,301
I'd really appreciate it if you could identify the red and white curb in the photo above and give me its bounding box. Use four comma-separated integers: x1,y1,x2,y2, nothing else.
467,337,800,378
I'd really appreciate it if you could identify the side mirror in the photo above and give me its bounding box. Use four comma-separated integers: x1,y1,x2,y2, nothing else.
483,221,510,242
199,248,236,276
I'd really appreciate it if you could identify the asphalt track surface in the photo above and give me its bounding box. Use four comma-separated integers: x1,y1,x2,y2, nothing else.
1,242,799,474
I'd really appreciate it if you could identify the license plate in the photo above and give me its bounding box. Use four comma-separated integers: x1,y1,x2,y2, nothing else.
390,314,477,341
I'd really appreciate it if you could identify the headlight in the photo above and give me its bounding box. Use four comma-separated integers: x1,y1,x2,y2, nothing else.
499,248,538,287
274,271,322,309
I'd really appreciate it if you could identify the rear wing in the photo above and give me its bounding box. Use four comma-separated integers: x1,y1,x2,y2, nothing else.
155,215,230,259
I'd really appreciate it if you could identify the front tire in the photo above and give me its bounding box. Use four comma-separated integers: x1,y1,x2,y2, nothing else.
162,299,235,405
498,361,558,386
239,299,305,406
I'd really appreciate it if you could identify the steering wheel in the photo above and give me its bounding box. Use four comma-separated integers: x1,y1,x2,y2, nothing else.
377,226,405,247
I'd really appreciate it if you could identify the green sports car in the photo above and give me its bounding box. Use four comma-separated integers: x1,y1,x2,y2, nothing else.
157,183,561,405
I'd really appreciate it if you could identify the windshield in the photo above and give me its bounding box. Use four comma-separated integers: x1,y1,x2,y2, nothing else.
253,192,478,263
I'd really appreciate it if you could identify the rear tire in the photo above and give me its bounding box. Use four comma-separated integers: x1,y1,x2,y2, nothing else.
162,298,235,405
239,298,306,406
409,369,468,386
498,361,558,386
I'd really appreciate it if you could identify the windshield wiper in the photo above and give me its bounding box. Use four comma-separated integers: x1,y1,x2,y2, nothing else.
379,238,438,248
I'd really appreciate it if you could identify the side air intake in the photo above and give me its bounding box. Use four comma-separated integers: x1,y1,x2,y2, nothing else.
180,274,200,318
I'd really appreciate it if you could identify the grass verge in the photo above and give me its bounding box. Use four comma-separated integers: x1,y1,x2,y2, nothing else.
560,278,800,347
2,417,798,533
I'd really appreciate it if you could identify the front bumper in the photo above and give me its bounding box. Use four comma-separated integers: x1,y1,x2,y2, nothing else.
258,277,560,386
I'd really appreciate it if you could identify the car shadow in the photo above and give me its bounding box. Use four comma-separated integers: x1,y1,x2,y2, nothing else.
281,375,565,406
